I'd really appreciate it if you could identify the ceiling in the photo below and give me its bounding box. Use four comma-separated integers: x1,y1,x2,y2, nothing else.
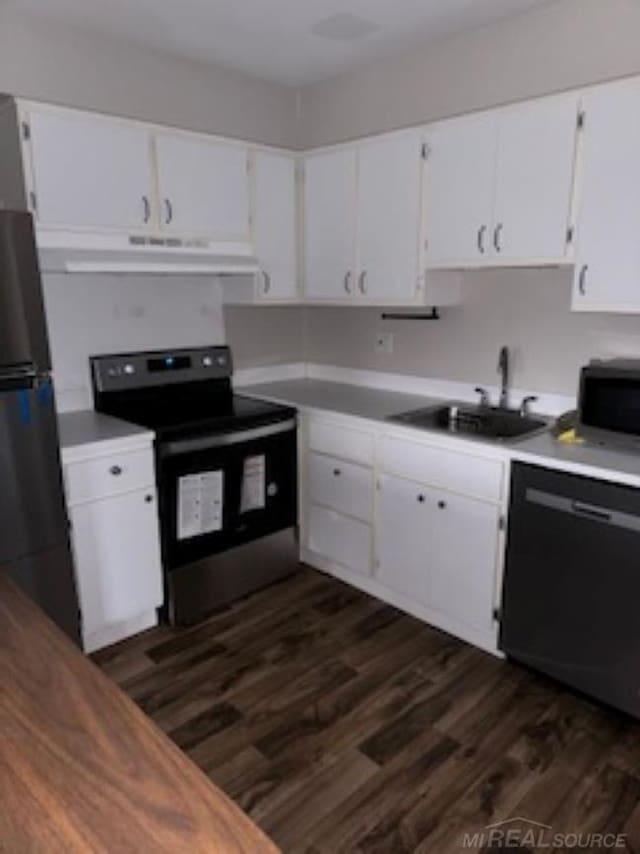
6,0,557,87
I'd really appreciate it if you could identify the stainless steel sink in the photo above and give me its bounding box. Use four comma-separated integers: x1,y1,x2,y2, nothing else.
389,401,548,441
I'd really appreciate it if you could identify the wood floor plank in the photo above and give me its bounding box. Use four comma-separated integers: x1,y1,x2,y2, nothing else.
99,566,640,854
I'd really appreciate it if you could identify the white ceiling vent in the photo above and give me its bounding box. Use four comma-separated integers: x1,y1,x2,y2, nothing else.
311,13,379,42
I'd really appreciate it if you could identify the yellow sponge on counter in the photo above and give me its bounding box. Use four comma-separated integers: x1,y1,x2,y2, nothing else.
557,428,585,445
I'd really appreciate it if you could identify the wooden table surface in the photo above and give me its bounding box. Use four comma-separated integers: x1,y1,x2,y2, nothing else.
0,574,279,853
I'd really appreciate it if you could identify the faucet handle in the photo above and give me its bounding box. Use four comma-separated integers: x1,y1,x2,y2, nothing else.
519,395,538,417
474,387,491,408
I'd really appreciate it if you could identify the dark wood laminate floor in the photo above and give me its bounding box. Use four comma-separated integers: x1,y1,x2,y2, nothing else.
95,567,640,853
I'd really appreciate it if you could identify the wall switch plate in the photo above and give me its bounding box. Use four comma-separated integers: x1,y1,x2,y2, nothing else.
375,331,394,355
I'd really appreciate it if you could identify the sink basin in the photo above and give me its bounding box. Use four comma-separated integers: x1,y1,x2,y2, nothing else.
389,401,547,441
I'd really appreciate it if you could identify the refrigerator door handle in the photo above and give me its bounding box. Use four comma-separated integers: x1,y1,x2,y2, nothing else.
0,365,40,393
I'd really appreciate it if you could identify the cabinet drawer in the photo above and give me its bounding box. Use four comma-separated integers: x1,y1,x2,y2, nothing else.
307,504,372,576
308,419,374,466
308,452,373,521
378,436,503,502
65,448,155,505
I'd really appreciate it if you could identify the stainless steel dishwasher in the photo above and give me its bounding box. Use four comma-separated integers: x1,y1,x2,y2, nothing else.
500,461,640,718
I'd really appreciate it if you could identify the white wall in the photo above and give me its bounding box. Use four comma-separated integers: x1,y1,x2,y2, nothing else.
0,6,297,146
299,0,640,147
305,271,640,398
42,274,225,411
300,0,640,396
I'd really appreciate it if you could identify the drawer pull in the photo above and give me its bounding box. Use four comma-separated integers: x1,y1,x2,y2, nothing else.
110,465,123,476
438,500,447,510
145,494,154,503
417,494,426,503
333,468,342,477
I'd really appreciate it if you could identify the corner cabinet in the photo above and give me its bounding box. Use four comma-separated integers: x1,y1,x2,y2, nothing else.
303,131,462,307
424,94,580,269
62,439,163,654
300,413,506,655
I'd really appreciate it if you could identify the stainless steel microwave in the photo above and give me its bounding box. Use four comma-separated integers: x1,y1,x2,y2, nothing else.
578,359,640,448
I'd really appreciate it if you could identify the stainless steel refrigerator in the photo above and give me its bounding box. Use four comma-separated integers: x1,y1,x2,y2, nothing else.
0,210,81,644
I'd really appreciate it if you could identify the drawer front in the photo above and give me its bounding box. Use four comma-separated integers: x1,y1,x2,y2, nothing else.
308,452,373,521
307,504,372,576
378,436,503,502
308,419,374,466
65,448,155,505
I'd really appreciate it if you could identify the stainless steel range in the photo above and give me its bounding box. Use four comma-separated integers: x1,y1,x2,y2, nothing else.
91,346,298,625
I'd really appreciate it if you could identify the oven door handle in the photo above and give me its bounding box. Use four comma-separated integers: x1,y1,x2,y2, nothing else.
160,418,297,457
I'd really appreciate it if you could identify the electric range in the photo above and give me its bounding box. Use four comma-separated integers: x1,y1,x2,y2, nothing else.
91,346,299,625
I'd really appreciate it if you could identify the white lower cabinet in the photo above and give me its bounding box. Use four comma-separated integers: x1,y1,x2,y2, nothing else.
308,504,372,577
301,414,505,654
64,443,163,653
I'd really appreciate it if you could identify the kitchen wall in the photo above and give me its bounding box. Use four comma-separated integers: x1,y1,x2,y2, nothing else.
0,6,297,146
300,0,640,397
42,274,225,411
0,4,303,403
298,0,640,147
305,271,640,398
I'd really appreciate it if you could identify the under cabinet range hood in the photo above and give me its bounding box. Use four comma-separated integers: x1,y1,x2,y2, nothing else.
36,230,259,276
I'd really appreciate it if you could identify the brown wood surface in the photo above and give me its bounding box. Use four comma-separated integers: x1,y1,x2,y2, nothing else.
0,574,279,854
97,567,640,853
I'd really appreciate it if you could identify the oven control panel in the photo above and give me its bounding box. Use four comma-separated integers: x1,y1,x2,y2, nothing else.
91,346,232,392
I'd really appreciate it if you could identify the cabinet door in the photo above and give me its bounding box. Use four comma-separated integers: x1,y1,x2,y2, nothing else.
376,474,434,604
424,113,497,267
28,109,153,231
492,96,578,262
254,150,298,301
428,491,499,633
155,133,250,240
304,148,357,300
71,490,163,639
356,132,423,302
572,79,640,312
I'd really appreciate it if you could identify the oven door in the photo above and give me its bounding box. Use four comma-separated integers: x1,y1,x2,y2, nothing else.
157,418,297,571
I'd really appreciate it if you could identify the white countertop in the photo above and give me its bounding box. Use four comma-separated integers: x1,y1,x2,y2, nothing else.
242,378,640,488
58,410,153,462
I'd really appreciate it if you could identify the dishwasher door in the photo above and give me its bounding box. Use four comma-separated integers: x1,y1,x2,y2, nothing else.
501,461,640,718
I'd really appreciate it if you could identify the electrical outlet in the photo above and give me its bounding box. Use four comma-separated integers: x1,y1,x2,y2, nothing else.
375,331,394,355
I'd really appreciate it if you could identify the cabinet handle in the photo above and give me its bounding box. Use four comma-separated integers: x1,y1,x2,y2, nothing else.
493,223,503,253
110,465,123,476
142,195,151,224
262,271,271,294
344,271,352,294
145,494,154,503
477,225,486,255
438,500,447,510
333,468,342,477
578,264,588,296
417,494,426,503
358,271,367,294
164,198,173,225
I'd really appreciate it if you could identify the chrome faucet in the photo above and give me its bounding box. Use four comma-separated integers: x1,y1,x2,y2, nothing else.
498,346,510,409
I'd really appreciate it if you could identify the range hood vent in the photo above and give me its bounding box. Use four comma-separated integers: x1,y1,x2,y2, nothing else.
37,229,259,276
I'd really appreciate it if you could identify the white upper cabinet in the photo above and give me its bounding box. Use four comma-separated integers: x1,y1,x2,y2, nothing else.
425,96,579,268
572,78,640,312
155,132,251,241
253,150,298,301
355,131,424,303
27,108,154,232
492,95,579,263
424,112,497,267
304,147,357,300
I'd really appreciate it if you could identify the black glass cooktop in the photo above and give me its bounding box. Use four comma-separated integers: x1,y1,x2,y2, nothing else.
98,388,295,440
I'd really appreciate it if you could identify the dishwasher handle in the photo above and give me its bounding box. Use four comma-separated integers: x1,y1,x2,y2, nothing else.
526,487,640,533
570,500,613,523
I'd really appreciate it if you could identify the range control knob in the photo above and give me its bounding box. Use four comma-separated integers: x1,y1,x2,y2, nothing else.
202,356,213,367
